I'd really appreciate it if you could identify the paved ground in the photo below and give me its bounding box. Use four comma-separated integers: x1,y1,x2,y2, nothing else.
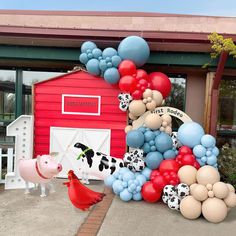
0,179,104,236
1,180,236,236
98,196,236,236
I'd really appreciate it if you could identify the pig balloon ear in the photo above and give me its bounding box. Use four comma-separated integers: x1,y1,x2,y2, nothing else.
49,152,59,157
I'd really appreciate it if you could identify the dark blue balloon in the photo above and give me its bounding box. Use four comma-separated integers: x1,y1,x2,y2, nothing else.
104,68,120,84
79,53,89,64
155,132,173,153
126,130,145,148
81,41,97,53
145,151,163,170
86,59,101,76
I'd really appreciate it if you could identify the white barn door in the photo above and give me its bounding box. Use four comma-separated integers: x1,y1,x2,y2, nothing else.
50,127,111,178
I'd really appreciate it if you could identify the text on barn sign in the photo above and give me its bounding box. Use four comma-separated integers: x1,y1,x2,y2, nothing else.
62,94,101,116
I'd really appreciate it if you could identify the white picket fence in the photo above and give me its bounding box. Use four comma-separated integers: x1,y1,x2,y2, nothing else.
0,148,14,184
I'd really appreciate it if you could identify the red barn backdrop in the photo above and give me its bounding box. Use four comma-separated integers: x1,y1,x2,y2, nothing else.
33,70,127,160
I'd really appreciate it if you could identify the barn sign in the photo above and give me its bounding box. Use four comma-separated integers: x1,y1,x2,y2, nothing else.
62,94,101,116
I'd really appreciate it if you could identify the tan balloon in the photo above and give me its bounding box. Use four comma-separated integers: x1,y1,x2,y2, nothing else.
142,98,148,104
202,198,228,223
162,114,172,124
144,113,162,130
226,183,235,193
129,100,146,117
160,127,165,132
213,182,229,199
178,165,197,186
146,100,157,111
125,125,133,133
147,97,152,102
162,121,168,127
190,183,198,195
208,190,215,198
196,166,220,185
224,192,236,208
152,90,163,106
165,126,172,135
143,89,153,99
206,184,213,191
192,184,208,201
180,196,202,220
129,113,137,120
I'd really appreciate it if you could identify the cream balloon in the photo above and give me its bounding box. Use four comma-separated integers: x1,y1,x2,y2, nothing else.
196,166,220,185
226,183,235,193
146,100,157,111
202,198,228,223
161,114,172,124
206,184,213,191
129,100,146,117
143,98,148,104
125,125,133,133
147,97,152,102
162,121,168,127
213,182,229,199
152,90,163,106
192,184,208,201
144,113,162,130
208,191,215,198
180,196,202,220
190,183,198,195
160,127,165,132
224,192,236,208
165,126,172,135
143,89,153,99
178,165,197,186
129,113,137,120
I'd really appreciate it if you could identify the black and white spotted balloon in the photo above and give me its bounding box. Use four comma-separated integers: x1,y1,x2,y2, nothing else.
123,149,145,172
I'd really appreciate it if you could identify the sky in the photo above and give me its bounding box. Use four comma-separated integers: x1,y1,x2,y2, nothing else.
0,0,235,17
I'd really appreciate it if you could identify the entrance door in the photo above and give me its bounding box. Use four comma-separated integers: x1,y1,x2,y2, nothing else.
50,127,111,178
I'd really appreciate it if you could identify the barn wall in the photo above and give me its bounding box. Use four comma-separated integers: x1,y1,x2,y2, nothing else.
34,71,127,158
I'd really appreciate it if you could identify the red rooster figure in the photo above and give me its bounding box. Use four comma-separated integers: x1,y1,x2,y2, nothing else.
63,170,105,211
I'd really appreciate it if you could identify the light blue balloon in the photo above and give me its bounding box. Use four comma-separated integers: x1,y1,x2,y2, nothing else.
154,130,161,136
122,181,128,188
118,36,150,67
136,186,141,192
145,151,163,170
150,145,156,151
118,174,123,180
92,48,102,59
136,174,146,185
207,155,217,165
214,163,218,168
201,156,207,163
206,151,212,157
196,158,205,167
79,53,89,64
177,122,205,148
193,145,206,158
126,130,145,148
102,47,117,58
134,180,139,186
141,167,152,180
119,167,130,175
130,184,136,191
138,127,146,133
111,55,122,67
99,59,107,71
149,140,155,146
120,189,133,201
201,134,216,148
87,53,93,59
113,172,119,179
133,192,142,201
163,150,176,160
212,147,219,156
81,41,97,53
107,62,113,68
86,59,100,76
127,187,133,193
142,143,151,153
144,131,156,142
104,175,116,187
123,171,135,182
112,180,124,195
155,132,173,153
128,180,133,186
104,68,120,84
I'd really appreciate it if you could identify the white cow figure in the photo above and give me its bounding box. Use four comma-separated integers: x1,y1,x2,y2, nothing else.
68,143,124,184
19,154,62,197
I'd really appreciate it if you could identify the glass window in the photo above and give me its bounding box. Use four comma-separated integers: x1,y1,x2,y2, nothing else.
22,71,64,114
217,76,236,149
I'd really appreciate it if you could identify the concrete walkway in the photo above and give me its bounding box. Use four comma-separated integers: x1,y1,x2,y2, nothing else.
97,196,236,236
0,179,104,236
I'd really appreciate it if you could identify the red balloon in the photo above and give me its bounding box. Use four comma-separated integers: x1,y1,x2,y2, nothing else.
150,170,160,181
136,69,149,81
163,171,180,186
159,160,180,174
181,154,196,166
141,182,161,203
179,146,192,155
131,90,143,100
149,72,171,98
194,161,201,170
152,175,167,191
118,60,137,77
119,75,137,93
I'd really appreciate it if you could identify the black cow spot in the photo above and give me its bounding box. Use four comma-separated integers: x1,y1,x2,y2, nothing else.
110,166,116,175
99,156,109,172
127,156,132,161
180,192,185,197
84,149,94,168
170,198,175,202
139,166,144,171
111,158,116,163
96,152,102,156
133,159,138,163
119,162,124,168
133,150,138,155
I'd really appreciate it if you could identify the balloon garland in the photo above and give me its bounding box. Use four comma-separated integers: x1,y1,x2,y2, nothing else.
79,36,236,223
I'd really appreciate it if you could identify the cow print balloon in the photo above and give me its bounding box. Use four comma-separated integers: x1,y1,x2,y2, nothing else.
176,183,190,199
163,185,176,197
167,195,181,211
171,132,182,149
123,149,145,172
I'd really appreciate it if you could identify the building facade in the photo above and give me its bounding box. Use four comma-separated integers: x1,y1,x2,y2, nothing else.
0,10,236,151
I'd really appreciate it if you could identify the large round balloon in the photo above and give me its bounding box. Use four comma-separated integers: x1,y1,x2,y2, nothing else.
104,68,120,84
81,41,97,53
119,75,137,93
118,60,137,77
141,181,161,203
126,130,145,148
177,122,205,148
149,72,171,98
118,36,150,67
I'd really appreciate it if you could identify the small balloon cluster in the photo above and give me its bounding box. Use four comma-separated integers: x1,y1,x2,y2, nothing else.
177,122,220,168
105,167,150,202
178,165,236,223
